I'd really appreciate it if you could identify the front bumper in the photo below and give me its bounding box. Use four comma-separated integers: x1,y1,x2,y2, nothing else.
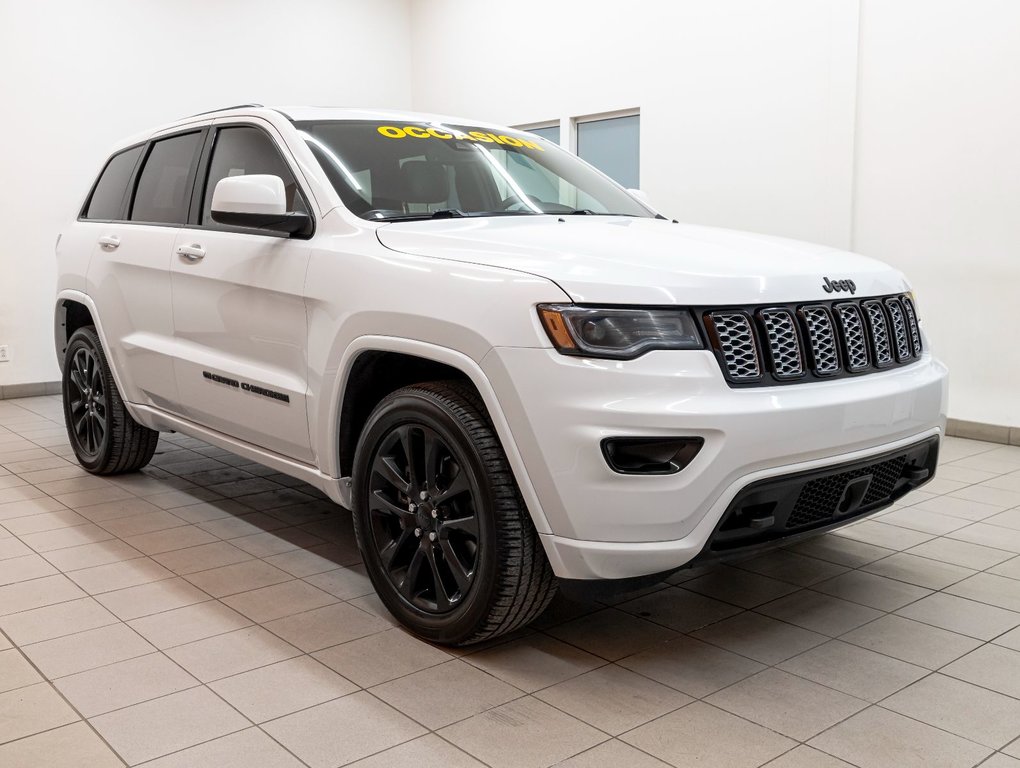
481,347,948,580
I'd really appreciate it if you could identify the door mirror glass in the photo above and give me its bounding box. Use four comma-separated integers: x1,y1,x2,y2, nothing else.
210,174,309,234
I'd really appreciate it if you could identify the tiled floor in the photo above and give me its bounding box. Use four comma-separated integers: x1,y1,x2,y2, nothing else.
1,395,1020,767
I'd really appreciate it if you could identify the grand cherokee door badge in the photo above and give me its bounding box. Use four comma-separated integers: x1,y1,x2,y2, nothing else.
202,371,290,403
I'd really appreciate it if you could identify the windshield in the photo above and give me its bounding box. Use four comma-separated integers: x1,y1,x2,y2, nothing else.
295,120,654,221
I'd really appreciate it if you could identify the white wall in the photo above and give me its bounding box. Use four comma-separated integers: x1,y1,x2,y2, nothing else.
853,0,1020,426
410,0,861,251
0,0,412,387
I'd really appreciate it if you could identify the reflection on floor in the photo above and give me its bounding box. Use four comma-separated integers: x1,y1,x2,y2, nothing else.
1,395,1020,767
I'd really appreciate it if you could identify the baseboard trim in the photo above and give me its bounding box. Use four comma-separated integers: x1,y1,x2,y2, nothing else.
0,381,61,400
946,418,1020,447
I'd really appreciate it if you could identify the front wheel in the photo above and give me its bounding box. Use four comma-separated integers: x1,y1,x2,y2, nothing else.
352,381,556,645
62,326,159,474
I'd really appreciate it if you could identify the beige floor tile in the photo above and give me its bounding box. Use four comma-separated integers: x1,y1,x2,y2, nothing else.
0,537,32,561
618,635,765,698
911,493,1007,520
123,525,218,555
811,569,932,611
75,497,166,523
197,512,287,540
221,579,337,624
0,496,68,522
707,668,868,741
0,682,79,745
896,592,1020,640
267,546,355,578
183,559,291,597
2,509,87,536
735,549,850,586
313,627,452,687
264,691,426,768
0,648,42,693
42,539,143,572
778,640,927,702
948,523,1020,553
757,590,883,636
544,608,680,661
862,552,976,589
96,576,210,621
128,600,251,649
690,611,828,665
763,745,856,767
210,656,357,723
54,652,198,717
907,537,1015,569
0,597,118,645
618,587,742,633
373,658,521,729
992,556,1020,580
553,739,671,767
439,696,605,768
535,664,690,735
981,754,1020,767
880,506,973,535
53,486,134,509
950,485,1020,509
140,727,305,768
230,527,324,558
623,701,795,768
0,574,86,616
152,541,253,575
883,673,1020,749
996,626,1020,651
302,563,374,599
0,721,122,767
166,621,301,681
0,553,57,586
943,644,1020,698
464,634,602,693
682,565,801,608
987,509,1020,532
90,686,250,765
22,622,155,679
347,733,485,767
98,511,188,539
263,601,389,652
20,523,116,553
841,614,982,669
809,706,991,768
946,572,1020,613
787,533,895,568
67,557,173,595
833,520,935,551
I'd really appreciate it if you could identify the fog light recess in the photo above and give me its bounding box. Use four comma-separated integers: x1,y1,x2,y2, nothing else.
601,437,704,475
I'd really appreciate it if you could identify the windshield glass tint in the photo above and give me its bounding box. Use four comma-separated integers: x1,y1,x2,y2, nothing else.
296,120,653,220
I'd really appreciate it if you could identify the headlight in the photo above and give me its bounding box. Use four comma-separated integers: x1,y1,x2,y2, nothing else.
537,304,704,359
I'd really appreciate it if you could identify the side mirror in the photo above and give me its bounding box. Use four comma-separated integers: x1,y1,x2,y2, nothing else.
210,175,310,235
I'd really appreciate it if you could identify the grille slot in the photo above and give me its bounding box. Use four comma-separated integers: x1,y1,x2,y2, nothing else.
799,306,841,375
885,298,913,361
786,455,907,529
862,300,894,366
709,312,760,380
833,303,870,372
758,309,803,378
902,297,923,354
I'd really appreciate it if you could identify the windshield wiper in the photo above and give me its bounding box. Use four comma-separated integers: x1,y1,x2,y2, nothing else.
371,209,541,222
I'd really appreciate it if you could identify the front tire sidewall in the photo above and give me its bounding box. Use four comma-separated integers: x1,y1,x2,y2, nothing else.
62,330,114,473
353,392,499,645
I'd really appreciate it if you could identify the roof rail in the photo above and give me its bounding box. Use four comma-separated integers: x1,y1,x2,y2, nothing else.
186,103,264,118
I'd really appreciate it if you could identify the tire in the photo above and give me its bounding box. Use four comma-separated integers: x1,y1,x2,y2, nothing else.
352,380,556,645
61,326,159,474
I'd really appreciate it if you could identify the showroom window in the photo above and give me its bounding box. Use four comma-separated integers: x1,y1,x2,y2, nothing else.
201,126,307,223
130,132,203,224
527,124,561,145
576,113,640,189
83,145,143,221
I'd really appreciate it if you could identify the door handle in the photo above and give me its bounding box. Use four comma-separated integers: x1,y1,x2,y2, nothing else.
97,235,120,250
176,243,206,262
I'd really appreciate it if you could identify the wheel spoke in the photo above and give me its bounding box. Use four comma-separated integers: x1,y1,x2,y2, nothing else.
440,538,472,593
380,527,415,570
73,411,88,437
424,545,452,611
433,469,470,504
441,514,478,538
423,430,441,490
398,425,420,489
375,456,410,495
399,546,426,600
369,489,415,524
69,368,87,397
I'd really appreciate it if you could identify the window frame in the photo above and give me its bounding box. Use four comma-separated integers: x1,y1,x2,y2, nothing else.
126,128,209,228
187,121,316,239
77,142,147,223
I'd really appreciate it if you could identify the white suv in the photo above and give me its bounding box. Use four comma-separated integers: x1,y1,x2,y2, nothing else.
55,105,948,644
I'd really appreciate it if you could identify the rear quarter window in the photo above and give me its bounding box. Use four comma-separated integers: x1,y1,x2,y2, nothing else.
130,132,203,224
83,145,144,221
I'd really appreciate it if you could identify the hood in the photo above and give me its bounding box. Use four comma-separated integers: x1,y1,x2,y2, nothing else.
376,216,906,305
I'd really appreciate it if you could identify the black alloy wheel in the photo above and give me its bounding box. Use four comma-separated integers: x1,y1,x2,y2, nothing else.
66,345,107,458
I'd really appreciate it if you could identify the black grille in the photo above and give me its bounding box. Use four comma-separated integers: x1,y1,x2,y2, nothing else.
702,293,923,387
786,455,906,529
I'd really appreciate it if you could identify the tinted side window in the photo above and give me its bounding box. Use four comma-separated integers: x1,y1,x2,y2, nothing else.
84,145,143,220
130,132,203,224
202,127,306,224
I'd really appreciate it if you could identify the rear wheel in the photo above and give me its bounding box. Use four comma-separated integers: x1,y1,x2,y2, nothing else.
352,381,556,645
62,326,159,474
